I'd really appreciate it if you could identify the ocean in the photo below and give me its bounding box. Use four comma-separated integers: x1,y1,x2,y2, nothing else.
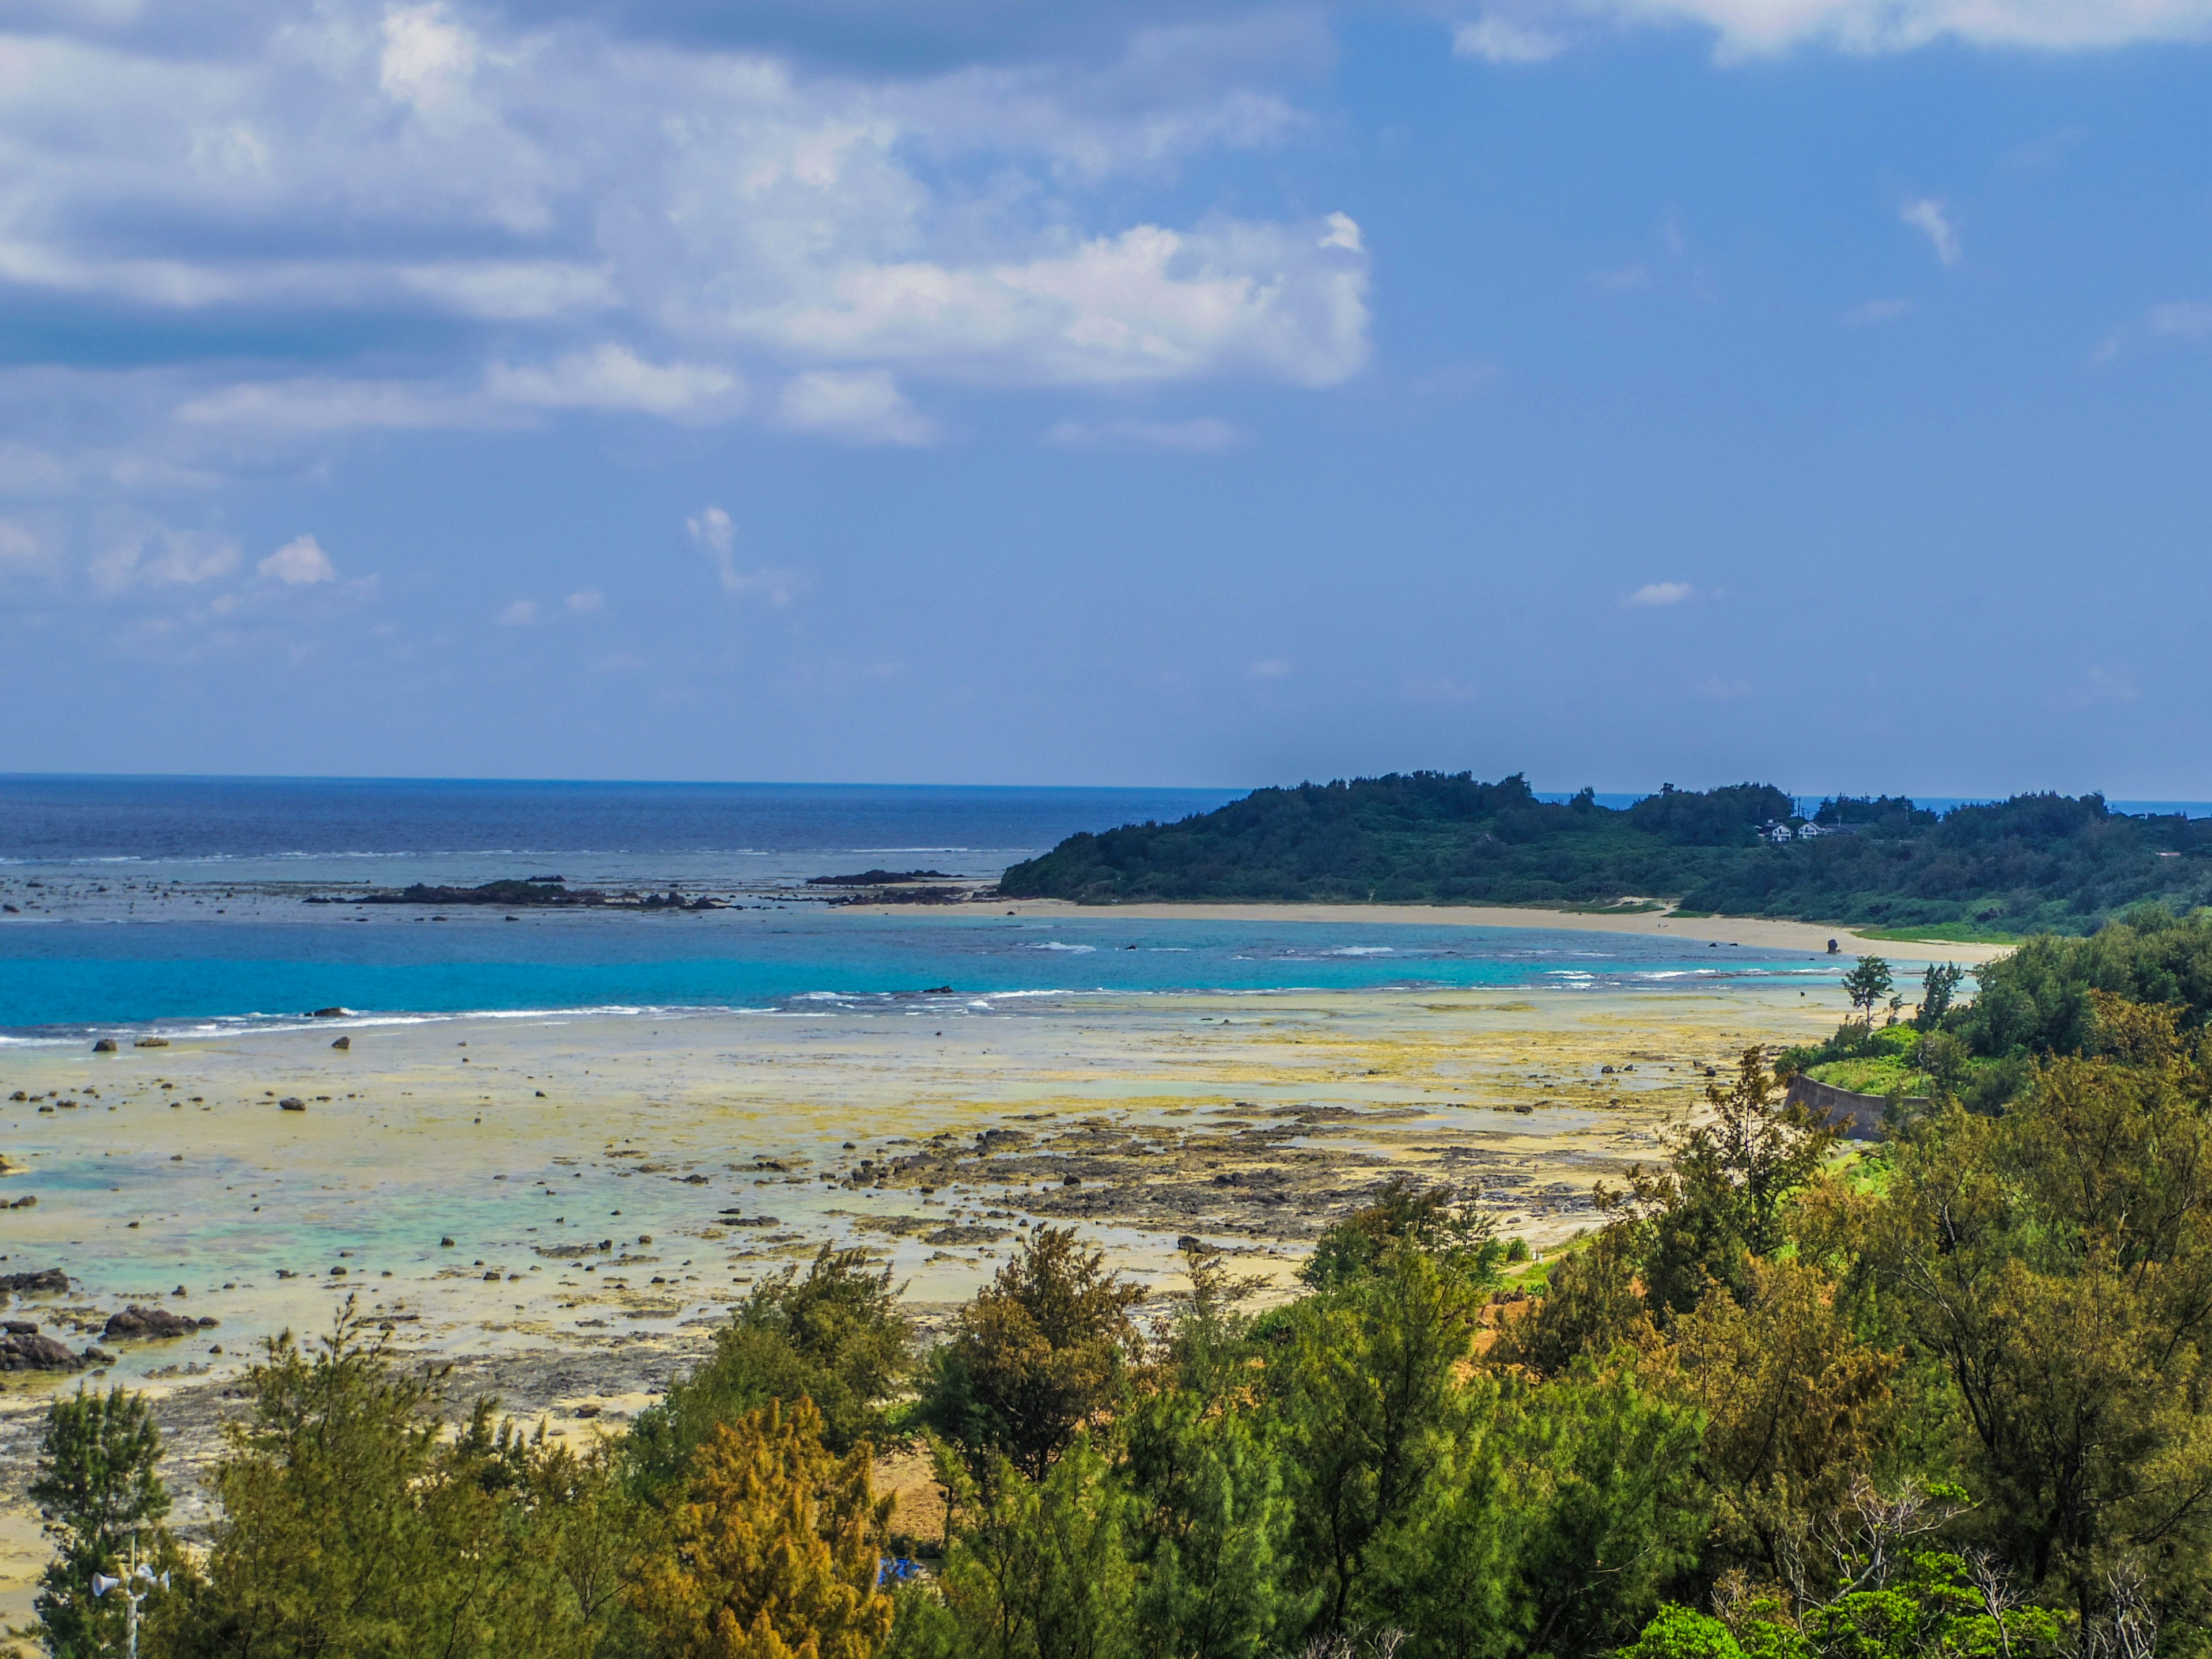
0,775,1930,1036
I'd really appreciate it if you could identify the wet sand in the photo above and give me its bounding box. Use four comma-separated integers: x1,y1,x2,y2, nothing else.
973,900,2012,963
0,972,1863,1617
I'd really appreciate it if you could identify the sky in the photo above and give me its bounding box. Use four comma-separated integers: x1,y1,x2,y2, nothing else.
1,0,2209,798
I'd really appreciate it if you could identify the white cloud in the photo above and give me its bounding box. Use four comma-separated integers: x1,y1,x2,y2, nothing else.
0,1,1370,479
1046,416,1241,452
1624,581,1693,607
1487,0,2212,56
566,588,604,614
496,598,538,627
258,533,335,585
1902,198,1962,266
90,527,241,593
1248,657,1292,679
380,4,480,113
173,378,485,432
685,507,804,604
686,506,736,561
738,218,1369,390
777,371,937,446
486,346,744,420
1455,16,1569,61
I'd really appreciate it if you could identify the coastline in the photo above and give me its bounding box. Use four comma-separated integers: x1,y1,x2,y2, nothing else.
883,899,2013,965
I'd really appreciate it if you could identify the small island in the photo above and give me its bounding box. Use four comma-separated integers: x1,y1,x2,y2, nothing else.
998,771,2212,936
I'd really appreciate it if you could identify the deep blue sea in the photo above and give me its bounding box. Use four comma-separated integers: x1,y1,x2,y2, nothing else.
5,774,2128,1037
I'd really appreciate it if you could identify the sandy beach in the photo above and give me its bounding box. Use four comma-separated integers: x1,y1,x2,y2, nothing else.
970,900,2012,963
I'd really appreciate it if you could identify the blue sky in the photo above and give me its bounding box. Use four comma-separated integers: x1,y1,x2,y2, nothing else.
1,0,2209,796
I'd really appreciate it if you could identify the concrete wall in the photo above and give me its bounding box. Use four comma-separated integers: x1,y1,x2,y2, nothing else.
1786,1073,1925,1141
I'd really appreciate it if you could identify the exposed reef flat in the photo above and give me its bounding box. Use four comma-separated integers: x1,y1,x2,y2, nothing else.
0,974,1849,1620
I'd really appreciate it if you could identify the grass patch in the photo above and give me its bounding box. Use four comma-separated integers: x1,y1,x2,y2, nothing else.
1806,1056,1931,1096
1850,922,2022,945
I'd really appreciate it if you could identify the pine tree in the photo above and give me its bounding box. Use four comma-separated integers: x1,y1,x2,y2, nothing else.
630,1398,896,1659
27,1386,174,1659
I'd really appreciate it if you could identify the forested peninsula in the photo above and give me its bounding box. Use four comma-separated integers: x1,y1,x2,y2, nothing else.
998,772,2212,935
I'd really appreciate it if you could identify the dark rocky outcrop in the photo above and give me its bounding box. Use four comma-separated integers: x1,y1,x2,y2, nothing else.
92,1039,118,1053
806,869,956,887
317,878,609,908
279,1097,306,1112
101,1305,218,1341
331,1036,351,1050
0,1331,95,1372
0,1268,68,1295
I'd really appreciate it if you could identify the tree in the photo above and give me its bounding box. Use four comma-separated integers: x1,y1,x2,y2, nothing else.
929,1435,1138,1659
28,1386,179,1659
1122,1244,1299,1658
1607,1048,1838,1319
1841,959,1895,1029
1377,1372,1706,1659
634,1247,914,1487
1271,1239,1491,1633
1914,963,1965,1031
164,1301,620,1659
1870,1001,2212,1637
1488,1225,1650,1377
1643,1260,1897,1593
628,1399,896,1659
1300,1181,1501,1292
915,1226,1143,1480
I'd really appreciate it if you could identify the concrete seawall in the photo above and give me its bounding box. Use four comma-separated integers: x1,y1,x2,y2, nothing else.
1786,1073,1925,1141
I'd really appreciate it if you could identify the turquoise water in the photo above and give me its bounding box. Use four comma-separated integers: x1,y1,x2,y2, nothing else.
0,910,1832,1036
0,777,1841,1035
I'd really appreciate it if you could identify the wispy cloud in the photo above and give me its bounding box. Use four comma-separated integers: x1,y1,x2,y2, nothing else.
497,599,538,627
685,507,804,605
1474,0,2212,58
1624,581,1692,608
776,372,937,448
1902,198,1962,266
1844,298,1915,325
566,588,604,615
2150,302,2212,339
1453,15,1567,62
90,527,240,594
1248,658,1292,679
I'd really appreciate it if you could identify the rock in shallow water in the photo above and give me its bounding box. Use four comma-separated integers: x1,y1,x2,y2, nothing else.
0,1333,93,1372
101,1305,218,1341
0,1268,67,1295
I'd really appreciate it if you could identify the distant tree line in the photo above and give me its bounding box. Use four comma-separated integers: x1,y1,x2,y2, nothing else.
996,772,2212,934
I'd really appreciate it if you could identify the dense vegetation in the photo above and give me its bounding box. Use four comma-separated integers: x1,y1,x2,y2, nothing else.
30,918,2212,1658
998,772,2212,934
1779,907,2212,1111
